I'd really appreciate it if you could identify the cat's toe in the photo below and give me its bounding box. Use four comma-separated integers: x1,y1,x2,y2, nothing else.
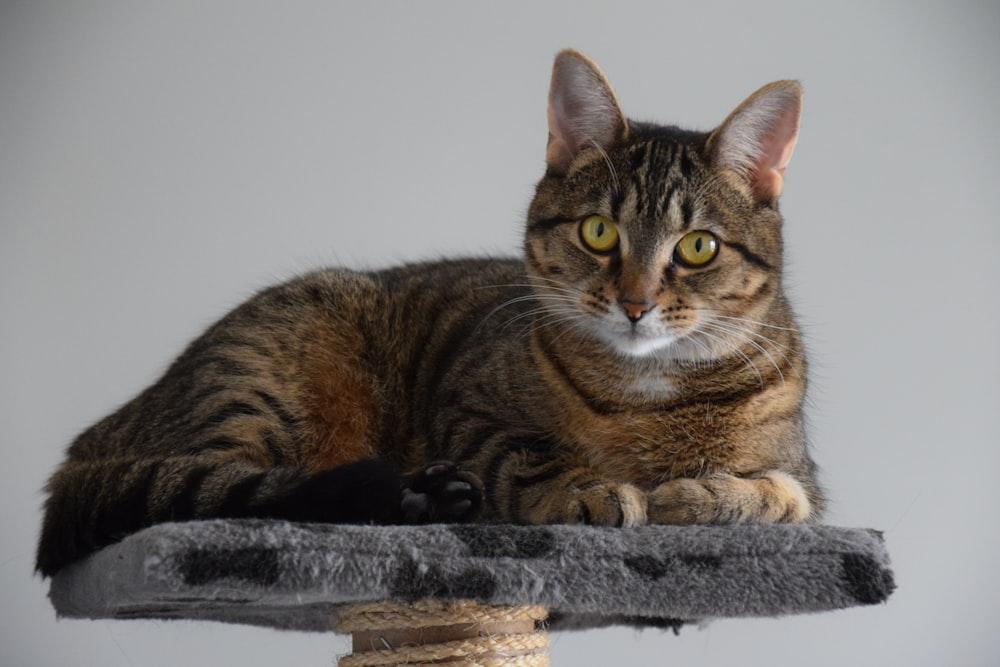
565,482,647,527
400,488,432,522
408,460,457,494
436,471,483,521
402,463,482,523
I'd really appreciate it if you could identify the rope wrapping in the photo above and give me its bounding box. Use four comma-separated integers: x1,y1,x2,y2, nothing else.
338,600,549,631
337,600,549,667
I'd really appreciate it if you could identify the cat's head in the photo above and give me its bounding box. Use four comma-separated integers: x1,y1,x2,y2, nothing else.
525,50,800,361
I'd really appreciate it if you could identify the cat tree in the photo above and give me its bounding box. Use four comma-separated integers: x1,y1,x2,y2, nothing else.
48,520,894,665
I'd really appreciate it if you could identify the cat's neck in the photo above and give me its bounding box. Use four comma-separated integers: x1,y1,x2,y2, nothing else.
531,323,689,409
530,318,785,411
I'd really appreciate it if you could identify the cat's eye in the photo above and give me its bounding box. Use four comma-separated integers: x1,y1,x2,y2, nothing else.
674,231,719,267
579,215,619,253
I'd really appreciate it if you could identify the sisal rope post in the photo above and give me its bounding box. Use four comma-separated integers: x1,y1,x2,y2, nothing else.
336,600,549,666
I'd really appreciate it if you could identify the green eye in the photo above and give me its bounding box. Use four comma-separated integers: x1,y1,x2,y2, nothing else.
674,230,719,267
579,215,619,253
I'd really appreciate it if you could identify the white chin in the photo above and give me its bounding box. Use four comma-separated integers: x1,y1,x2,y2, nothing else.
608,333,677,358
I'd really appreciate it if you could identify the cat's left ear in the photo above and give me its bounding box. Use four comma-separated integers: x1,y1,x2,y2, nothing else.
709,80,802,203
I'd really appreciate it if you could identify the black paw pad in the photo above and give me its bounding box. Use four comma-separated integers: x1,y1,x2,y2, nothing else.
402,461,483,523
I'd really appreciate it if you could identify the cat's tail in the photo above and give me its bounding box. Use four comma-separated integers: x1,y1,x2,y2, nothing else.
35,455,403,577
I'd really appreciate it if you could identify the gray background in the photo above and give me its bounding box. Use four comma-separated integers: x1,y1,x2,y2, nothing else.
1,1,997,665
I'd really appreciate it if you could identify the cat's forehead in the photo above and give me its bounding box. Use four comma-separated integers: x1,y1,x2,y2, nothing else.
547,124,723,253
609,132,713,255
623,128,709,185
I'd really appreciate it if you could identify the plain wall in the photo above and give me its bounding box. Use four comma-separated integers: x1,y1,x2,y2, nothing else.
2,2,998,665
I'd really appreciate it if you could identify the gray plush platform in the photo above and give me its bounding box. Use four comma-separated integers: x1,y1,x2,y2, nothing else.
48,520,894,632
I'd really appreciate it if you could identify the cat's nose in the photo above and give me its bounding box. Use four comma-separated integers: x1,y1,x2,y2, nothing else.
620,300,654,323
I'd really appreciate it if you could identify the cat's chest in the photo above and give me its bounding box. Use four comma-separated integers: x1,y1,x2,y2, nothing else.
621,374,678,399
554,398,740,485
532,341,750,483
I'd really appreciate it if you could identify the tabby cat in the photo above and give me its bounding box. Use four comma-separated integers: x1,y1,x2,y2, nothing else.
37,50,823,576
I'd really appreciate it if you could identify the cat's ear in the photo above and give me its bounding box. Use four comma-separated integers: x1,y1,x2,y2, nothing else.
709,80,802,203
546,50,627,174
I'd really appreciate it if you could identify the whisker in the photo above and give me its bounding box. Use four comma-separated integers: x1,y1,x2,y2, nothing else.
692,309,792,353
474,294,579,334
695,327,764,387
700,321,784,382
686,309,793,364
541,314,588,347
475,283,581,296
499,303,580,334
475,281,589,299
563,316,595,358
700,319,791,362
525,275,585,287
523,312,580,343
690,310,799,332
589,137,620,194
681,333,716,365
524,276,598,299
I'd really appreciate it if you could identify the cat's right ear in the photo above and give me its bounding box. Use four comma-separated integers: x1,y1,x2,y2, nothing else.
546,50,627,174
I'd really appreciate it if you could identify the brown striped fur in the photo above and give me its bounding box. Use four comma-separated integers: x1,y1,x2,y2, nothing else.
37,50,823,576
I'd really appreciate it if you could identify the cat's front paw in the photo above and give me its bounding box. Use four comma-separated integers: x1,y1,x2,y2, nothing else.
647,477,721,524
400,461,483,523
647,472,811,524
562,480,647,527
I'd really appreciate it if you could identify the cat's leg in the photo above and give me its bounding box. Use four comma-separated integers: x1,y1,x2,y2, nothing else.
246,458,483,525
435,399,647,526
265,457,483,525
646,470,813,524
36,453,481,576
508,463,649,527
446,436,646,526
36,454,388,576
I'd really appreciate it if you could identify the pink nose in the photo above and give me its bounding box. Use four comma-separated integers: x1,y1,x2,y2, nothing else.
620,300,653,323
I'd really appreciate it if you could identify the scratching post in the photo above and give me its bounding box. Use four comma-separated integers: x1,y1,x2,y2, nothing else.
337,600,549,666
47,520,895,665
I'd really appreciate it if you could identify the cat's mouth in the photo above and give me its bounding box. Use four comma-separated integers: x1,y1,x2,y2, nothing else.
603,324,679,358
577,305,696,359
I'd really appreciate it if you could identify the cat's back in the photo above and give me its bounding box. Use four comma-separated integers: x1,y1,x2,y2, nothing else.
271,256,528,320
173,255,529,362
63,257,531,463
372,256,525,298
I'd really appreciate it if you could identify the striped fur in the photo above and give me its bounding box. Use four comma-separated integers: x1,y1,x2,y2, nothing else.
37,51,823,576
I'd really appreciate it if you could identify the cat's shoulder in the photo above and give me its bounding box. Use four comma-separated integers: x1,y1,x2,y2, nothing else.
369,256,525,288
231,257,526,318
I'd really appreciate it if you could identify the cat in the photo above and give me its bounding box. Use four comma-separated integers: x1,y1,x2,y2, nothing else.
36,50,823,577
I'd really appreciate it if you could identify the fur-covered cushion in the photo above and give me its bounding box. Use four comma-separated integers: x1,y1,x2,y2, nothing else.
48,520,894,632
